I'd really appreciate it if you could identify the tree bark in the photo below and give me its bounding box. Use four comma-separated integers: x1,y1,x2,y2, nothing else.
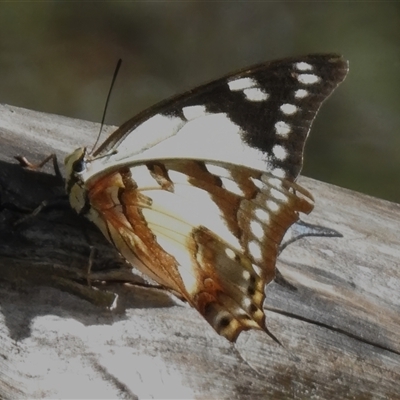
0,104,399,399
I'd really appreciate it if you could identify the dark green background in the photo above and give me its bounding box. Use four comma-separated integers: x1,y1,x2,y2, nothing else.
0,3,399,202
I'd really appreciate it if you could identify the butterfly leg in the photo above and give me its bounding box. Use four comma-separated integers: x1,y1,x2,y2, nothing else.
86,245,96,287
12,153,67,226
12,195,69,226
15,153,63,183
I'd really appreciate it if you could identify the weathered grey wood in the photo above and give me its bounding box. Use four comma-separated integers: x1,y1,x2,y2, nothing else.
0,104,399,399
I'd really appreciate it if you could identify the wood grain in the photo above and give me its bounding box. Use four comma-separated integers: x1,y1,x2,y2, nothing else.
0,104,399,399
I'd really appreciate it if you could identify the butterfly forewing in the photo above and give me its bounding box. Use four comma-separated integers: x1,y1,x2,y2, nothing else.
90,54,348,182
65,53,348,342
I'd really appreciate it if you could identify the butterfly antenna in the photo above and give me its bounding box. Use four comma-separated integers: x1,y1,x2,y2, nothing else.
90,58,122,154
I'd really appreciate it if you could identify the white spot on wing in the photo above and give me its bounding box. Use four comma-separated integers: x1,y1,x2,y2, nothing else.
262,175,283,189
271,168,286,179
272,145,287,161
298,74,320,85
205,163,230,178
225,248,236,260
228,77,257,91
242,270,251,280
250,177,263,190
271,188,289,203
243,88,269,102
294,89,308,99
130,165,159,189
266,200,280,213
252,263,262,277
250,220,264,241
242,297,252,309
275,121,291,137
280,104,298,115
255,208,270,224
295,62,313,71
182,105,208,120
248,241,262,261
221,177,243,196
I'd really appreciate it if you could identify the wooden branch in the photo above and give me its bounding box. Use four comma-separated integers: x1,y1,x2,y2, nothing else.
0,104,399,399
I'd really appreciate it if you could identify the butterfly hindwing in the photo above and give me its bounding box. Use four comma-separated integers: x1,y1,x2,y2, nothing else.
81,158,313,341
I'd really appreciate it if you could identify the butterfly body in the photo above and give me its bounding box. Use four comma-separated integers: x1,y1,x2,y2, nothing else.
65,54,348,342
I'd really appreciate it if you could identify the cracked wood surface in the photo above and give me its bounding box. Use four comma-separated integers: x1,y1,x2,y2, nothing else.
0,104,399,399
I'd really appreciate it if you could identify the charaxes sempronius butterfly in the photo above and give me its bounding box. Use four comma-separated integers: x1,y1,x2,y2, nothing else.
65,54,348,342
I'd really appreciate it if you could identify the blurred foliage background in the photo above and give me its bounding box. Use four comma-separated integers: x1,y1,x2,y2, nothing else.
0,3,399,202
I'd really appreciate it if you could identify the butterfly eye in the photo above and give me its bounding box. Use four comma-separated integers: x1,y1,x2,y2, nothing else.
72,157,86,173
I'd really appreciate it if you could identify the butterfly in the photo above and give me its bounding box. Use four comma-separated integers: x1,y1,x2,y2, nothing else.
64,54,348,342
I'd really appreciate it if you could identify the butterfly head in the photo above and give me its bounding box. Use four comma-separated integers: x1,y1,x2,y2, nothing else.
64,147,91,214
65,145,87,171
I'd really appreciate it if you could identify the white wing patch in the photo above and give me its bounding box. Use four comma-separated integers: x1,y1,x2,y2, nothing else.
250,220,265,241
106,113,186,167
280,103,298,115
225,248,236,260
295,61,313,71
250,177,263,190
205,163,231,178
266,199,280,213
220,177,244,196
129,165,161,189
228,77,269,102
254,208,270,224
294,89,308,99
228,77,258,91
83,112,274,182
272,144,288,161
143,172,242,251
274,121,291,137
248,241,262,261
297,74,320,85
270,188,289,203
243,88,269,102
92,114,269,176
182,105,208,120
262,174,284,188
